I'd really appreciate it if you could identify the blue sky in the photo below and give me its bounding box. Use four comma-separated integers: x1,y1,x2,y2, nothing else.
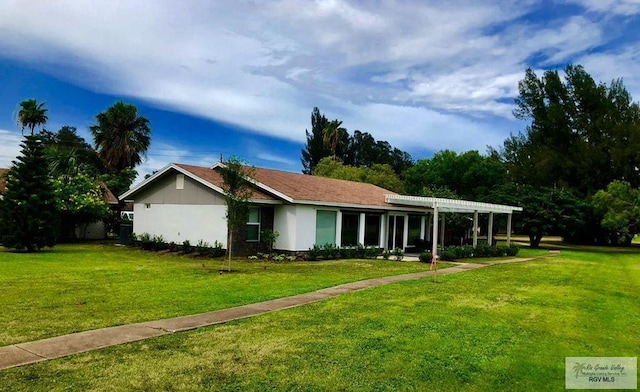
1,0,639,183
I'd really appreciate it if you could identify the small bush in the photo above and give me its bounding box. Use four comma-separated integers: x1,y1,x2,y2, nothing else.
419,252,433,263
381,249,391,260
138,233,153,251
167,241,178,252
210,240,225,257
321,243,340,260
364,246,380,259
307,244,321,261
182,240,193,254
392,247,404,261
507,244,520,256
196,240,211,256
152,235,166,251
439,250,457,261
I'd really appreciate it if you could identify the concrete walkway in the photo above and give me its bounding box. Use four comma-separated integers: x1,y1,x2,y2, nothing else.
0,257,536,370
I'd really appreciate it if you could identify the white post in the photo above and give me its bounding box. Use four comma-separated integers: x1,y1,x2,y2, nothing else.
488,212,494,246
403,215,409,250
506,213,512,246
380,213,387,249
431,205,439,256
440,213,446,248
473,210,479,247
336,210,343,247
358,213,366,245
426,213,432,241
420,215,426,241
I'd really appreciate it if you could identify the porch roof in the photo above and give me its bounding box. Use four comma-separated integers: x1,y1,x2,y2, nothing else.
385,195,522,214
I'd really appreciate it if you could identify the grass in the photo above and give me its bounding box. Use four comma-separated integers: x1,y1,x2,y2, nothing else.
1,245,638,391
0,243,446,346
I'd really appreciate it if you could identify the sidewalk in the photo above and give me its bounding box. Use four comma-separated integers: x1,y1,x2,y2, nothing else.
0,258,535,370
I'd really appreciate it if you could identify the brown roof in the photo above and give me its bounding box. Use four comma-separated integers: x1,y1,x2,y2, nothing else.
175,163,397,207
250,166,398,207
0,168,8,193
99,181,119,204
174,163,278,201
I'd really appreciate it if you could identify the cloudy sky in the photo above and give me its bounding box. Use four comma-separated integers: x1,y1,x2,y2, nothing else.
1,0,639,181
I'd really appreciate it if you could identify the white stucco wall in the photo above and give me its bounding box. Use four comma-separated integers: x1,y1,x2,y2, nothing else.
133,203,227,246
273,204,318,251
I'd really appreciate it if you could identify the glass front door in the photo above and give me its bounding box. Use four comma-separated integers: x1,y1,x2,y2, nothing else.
387,215,405,250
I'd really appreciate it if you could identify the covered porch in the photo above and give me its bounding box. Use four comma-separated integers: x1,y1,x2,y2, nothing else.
384,195,523,257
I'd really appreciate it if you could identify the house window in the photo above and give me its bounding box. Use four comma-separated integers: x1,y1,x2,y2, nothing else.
315,210,336,245
176,174,184,190
341,212,359,247
364,214,381,246
246,207,260,242
407,215,422,246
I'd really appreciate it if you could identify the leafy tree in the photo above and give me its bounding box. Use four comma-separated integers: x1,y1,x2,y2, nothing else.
101,168,138,199
404,150,508,200
17,99,48,135
53,173,111,240
90,101,151,173
313,157,404,192
42,126,106,178
485,183,587,248
220,158,254,270
504,64,640,197
0,136,59,251
592,180,640,246
301,107,332,174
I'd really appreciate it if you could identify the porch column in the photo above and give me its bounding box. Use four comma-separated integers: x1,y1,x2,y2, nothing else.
487,212,494,246
440,213,446,248
358,212,366,246
336,210,343,247
420,215,426,241
380,213,388,249
431,204,439,256
426,213,432,241
472,210,479,247
403,215,409,249
506,213,512,246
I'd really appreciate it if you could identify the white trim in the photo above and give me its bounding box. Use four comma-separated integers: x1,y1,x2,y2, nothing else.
385,195,522,214
120,163,227,200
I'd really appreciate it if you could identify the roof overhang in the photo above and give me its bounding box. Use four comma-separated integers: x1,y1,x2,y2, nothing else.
385,195,522,214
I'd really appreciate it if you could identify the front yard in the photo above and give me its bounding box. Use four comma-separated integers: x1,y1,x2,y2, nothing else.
1,244,638,391
0,243,441,346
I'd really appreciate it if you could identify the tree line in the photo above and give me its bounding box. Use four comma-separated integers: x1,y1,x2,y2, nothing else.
303,64,640,247
0,99,151,251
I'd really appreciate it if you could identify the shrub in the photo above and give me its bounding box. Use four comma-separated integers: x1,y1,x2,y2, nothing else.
321,243,340,260
271,254,285,262
152,235,166,251
167,241,178,252
419,252,433,263
138,233,153,251
339,246,356,259
364,246,380,259
307,244,321,261
507,244,520,256
196,240,211,256
392,247,404,261
381,249,391,260
439,250,457,261
129,232,140,247
211,240,225,257
182,240,193,254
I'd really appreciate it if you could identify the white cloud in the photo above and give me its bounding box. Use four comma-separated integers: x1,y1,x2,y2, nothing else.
0,130,23,168
0,0,638,157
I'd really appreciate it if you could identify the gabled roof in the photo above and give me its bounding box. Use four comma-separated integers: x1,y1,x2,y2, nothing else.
120,163,280,203
121,162,399,209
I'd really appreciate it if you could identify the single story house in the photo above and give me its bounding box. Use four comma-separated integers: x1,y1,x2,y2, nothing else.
120,162,522,256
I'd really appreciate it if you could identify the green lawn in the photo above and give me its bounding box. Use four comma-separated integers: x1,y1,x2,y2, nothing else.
1,245,638,391
0,243,442,346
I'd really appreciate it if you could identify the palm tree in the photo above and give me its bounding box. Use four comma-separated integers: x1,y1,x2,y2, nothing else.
322,119,347,158
17,99,48,135
90,101,151,172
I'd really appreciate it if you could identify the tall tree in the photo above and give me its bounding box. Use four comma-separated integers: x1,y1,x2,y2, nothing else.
0,136,59,251
90,101,151,173
313,156,404,193
592,180,640,246
505,64,640,197
403,150,508,200
322,119,348,159
17,99,48,135
219,158,254,271
301,107,331,174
